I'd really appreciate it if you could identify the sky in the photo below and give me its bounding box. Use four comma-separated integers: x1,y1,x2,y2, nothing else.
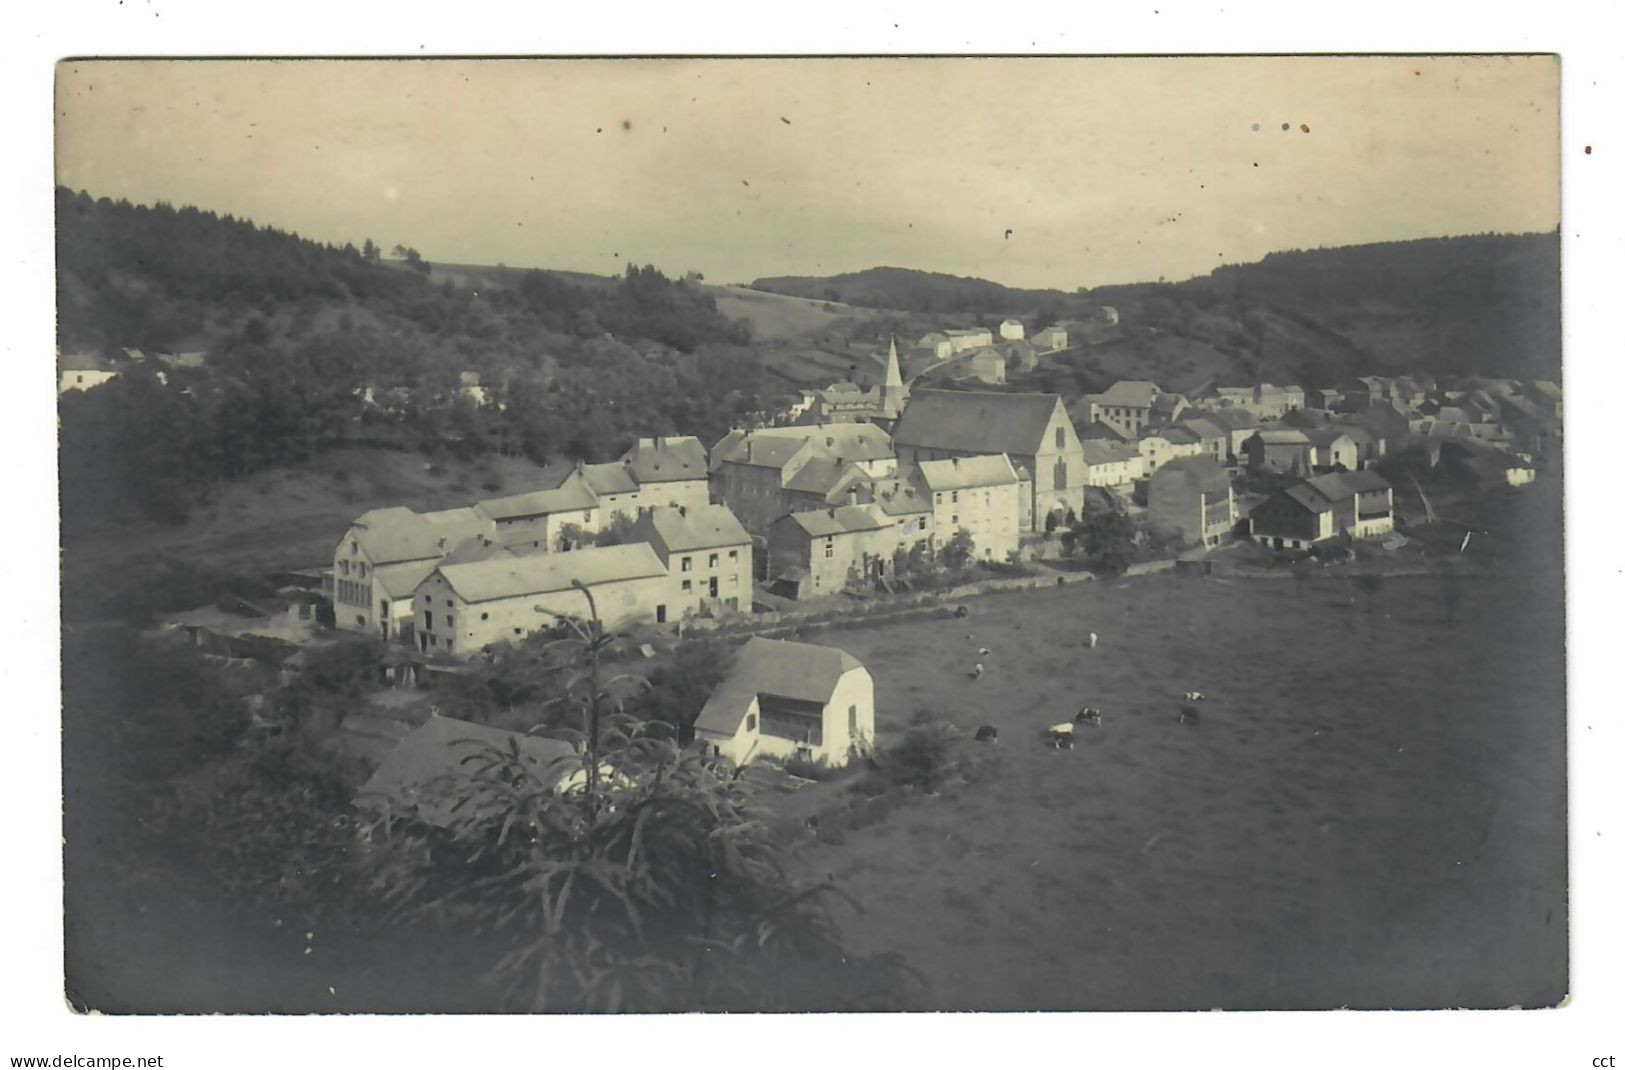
54,56,1559,291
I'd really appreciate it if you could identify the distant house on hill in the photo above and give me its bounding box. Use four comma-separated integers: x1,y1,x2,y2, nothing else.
892,389,1086,531
944,327,995,353
998,318,1025,341
1148,457,1236,548
1030,325,1067,352
1303,428,1359,473
694,637,874,769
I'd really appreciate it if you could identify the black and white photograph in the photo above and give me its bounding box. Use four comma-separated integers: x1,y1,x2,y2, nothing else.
9,8,1623,1065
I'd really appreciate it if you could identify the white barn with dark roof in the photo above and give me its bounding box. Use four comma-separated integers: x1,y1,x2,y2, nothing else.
695,637,874,768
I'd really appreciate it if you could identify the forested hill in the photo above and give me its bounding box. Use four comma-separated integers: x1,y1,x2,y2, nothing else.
55,188,765,533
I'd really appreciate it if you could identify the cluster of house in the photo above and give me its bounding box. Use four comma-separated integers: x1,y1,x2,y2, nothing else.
56,346,208,393
331,436,756,653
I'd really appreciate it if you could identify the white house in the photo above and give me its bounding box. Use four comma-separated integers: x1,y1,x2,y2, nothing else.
694,637,875,769
998,318,1025,341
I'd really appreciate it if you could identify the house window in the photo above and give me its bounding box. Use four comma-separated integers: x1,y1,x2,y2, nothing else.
1055,426,1066,448
424,611,433,630
682,579,692,593
682,557,693,572
729,574,738,588
952,514,959,525
708,553,719,568
359,563,369,578
657,604,667,623
728,549,738,561
339,560,350,576
446,615,455,629
380,599,390,617
824,543,834,559
446,599,453,607
356,614,366,627
514,627,523,636
848,704,858,737
351,541,358,555
584,510,594,524
952,491,959,503
746,713,757,732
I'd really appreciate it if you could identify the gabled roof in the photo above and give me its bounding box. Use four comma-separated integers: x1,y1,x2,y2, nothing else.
356,716,579,827
916,453,1021,491
1161,426,1200,445
1082,440,1138,465
1252,429,1312,446
695,637,865,738
476,476,599,522
1177,417,1226,441
1305,470,1391,501
777,504,888,538
782,456,863,497
1205,408,1260,431
859,476,932,516
1094,380,1161,408
1282,484,1334,513
581,462,638,496
635,504,750,553
59,351,113,372
892,389,1066,457
945,327,992,338
619,436,709,484
348,506,494,566
1150,456,1231,493
712,424,893,468
1302,428,1356,448
435,542,667,604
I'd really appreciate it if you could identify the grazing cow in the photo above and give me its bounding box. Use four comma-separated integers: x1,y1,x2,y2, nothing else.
974,725,999,743
1075,706,1102,725
1178,705,1200,725
1183,690,1205,702
977,647,991,656
969,663,985,680
955,605,970,618
1087,632,1099,648
1048,722,1075,749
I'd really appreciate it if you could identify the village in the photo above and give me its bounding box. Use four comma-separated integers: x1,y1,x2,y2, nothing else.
106,317,1564,804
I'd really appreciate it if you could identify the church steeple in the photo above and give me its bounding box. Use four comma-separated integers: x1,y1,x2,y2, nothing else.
880,334,909,417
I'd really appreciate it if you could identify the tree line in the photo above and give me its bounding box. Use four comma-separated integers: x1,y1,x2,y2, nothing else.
56,189,767,534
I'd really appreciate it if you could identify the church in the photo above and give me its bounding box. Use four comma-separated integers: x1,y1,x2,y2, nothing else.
799,336,910,428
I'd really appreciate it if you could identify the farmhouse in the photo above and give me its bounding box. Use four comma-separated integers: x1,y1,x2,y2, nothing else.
891,389,1085,531
944,327,995,353
766,505,890,596
1147,457,1236,548
694,637,875,769
1303,428,1359,472
1082,440,1144,487
916,454,1023,563
998,318,1025,341
58,351,118,393
333,505,496,639
631,504,753,618
1138,426,1203,476
413,542,669,653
